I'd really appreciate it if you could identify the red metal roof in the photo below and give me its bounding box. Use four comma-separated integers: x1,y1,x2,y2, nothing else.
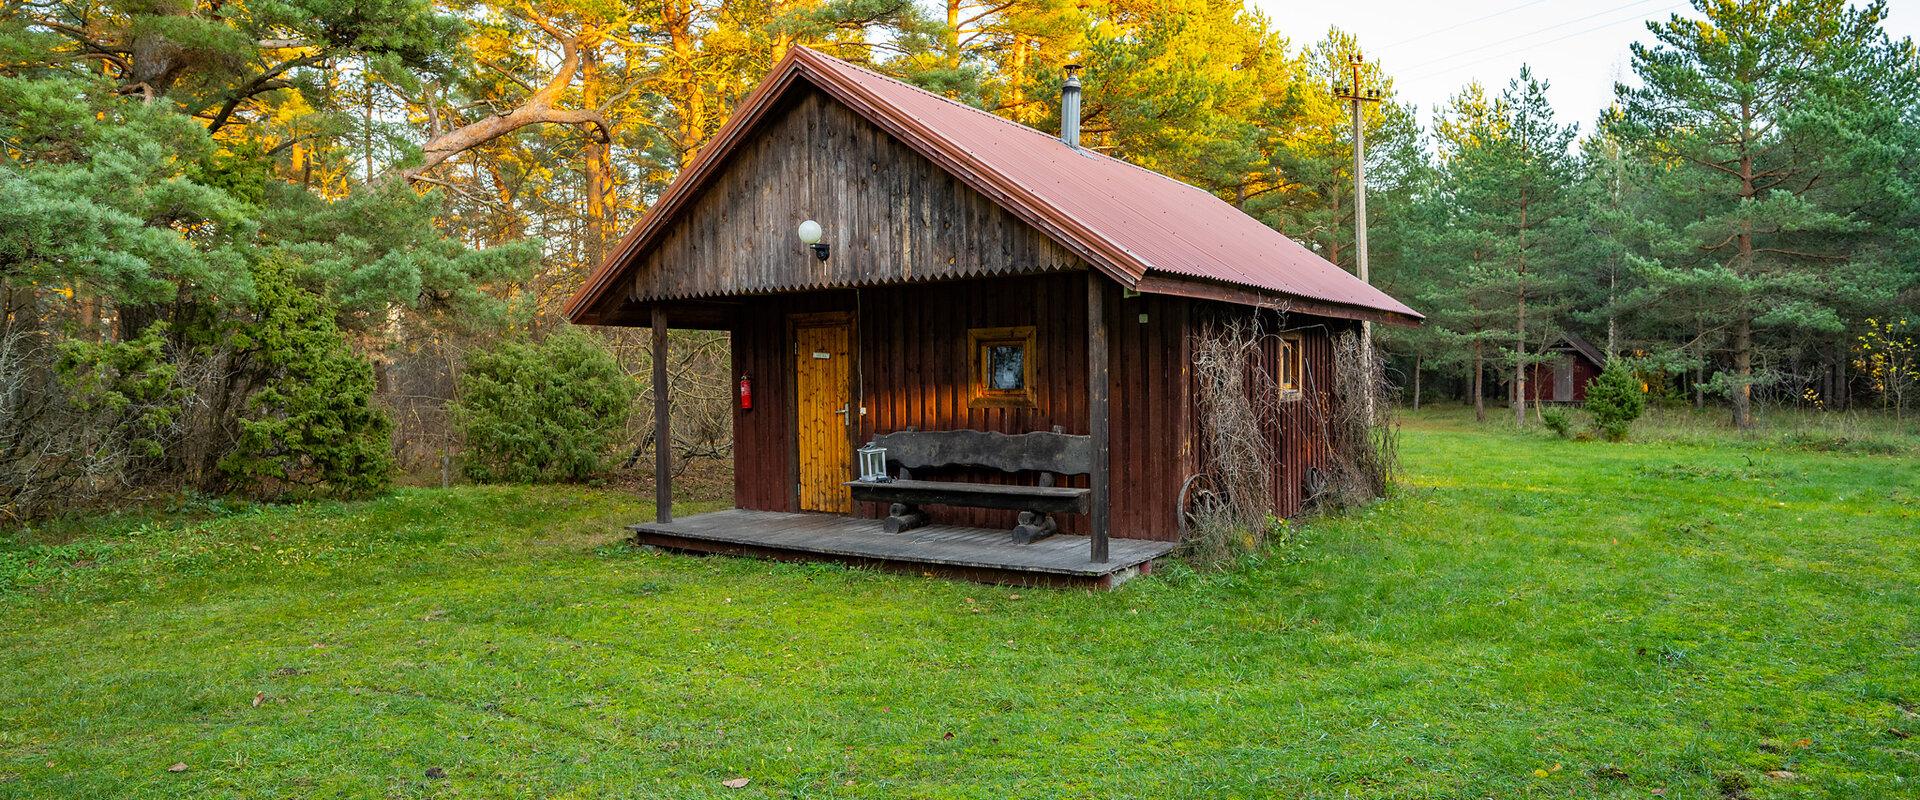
568,47,1421,324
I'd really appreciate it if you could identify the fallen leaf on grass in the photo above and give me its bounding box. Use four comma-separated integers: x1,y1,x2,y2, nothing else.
252,692,265,708
1764,771,1795,780
167,763,188,773
721,777,750,789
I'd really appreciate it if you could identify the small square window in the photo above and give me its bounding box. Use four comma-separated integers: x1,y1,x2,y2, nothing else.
968,326,1037,408
987,345,1025,390
1278,333,1304,401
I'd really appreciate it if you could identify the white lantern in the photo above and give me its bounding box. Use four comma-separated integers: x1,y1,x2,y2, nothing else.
857,441,889,482
797,219,829,261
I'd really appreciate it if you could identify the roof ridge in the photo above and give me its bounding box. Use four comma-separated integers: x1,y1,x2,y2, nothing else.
794,47,1216,195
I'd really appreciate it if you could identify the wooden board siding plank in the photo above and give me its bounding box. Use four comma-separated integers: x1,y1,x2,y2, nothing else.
631,509,1175,582
625,89,1081,304
727,272,1203,543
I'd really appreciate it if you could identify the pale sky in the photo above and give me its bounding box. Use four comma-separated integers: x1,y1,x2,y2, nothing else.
1253,0,1920,135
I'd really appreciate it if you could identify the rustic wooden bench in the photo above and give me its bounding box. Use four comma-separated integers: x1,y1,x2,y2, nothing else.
844,427,1092,543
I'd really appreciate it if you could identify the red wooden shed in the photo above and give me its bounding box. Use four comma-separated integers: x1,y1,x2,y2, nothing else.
567,47,1420,586
1526,333,1607,405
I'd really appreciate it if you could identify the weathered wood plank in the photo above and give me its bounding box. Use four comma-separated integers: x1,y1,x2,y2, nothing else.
867,429,1092,475
630,509,1173,579
846,479,1090,513
626,89,1081,303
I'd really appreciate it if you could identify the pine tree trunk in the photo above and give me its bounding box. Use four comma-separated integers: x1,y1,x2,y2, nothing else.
1008,34,1029,123
1412,354,1422,411
1694,357,1705,410
1513,193,1529,426
945,0,962,69
1827,337,1843,410
1513,295,1527,426
581,46,615,270
1732,314,1753,429
667,0,706,160
1732,119,1758,430
1473,340,1486,422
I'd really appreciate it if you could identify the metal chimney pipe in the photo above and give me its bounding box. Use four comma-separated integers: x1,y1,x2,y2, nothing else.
1060,64,1082,149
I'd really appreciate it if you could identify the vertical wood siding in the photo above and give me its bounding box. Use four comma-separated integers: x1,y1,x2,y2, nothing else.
1526,355,1601,404
1185,304,1343,520
629,88,1082,303
726,273,1198,542
1266,321,1337,518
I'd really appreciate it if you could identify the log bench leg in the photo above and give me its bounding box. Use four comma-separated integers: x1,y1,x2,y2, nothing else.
884,503,928,533
1011,511,1057,544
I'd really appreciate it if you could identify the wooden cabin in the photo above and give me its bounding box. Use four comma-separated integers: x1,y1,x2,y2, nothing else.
567,47,1421,587
1526,333,1607,405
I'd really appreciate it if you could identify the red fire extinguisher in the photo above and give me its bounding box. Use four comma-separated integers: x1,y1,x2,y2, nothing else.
738,371,753,411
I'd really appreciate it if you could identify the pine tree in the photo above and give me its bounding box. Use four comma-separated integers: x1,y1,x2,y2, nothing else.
1611,0,1920,428
1428,69,1579,425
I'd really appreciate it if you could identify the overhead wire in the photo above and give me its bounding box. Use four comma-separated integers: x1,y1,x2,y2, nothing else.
1396,2,1687,82
1386,0,1678,80
1380,0,1558,50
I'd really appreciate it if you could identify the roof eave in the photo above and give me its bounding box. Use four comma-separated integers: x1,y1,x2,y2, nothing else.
1132,274,1423,327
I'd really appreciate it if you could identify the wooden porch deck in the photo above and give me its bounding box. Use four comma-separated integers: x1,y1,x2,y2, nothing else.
629,509,1176,589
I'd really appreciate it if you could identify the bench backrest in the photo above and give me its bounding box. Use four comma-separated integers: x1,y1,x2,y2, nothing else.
870,428,1092,476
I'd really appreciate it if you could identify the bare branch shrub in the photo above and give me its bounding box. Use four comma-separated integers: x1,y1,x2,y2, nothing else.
1319,330,1399,508
0,326,189,523
602,327,734,471
1186,315,1282,567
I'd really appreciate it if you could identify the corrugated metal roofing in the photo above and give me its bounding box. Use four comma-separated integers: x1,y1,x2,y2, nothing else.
567,46,1421,324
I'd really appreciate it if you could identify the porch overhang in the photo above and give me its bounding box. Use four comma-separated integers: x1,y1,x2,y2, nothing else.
1132,274,1423,328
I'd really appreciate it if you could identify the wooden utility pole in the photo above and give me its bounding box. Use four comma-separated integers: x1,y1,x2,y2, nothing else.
1336,55,1382,418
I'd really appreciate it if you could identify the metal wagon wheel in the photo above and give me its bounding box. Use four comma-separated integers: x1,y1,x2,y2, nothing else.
1177,473,1229,541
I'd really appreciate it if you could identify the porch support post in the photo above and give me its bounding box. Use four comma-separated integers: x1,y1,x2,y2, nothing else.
1086,275,1111,563
652,307,672,523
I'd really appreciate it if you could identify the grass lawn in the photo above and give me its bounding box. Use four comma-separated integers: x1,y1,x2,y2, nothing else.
2,409,1917,798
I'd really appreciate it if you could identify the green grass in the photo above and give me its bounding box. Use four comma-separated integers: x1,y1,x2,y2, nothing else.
2,410,1917,798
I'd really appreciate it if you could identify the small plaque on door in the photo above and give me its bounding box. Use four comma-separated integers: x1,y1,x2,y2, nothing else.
812,352,831,359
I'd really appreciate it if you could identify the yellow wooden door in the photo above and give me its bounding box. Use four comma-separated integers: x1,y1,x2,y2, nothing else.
793,317,853,512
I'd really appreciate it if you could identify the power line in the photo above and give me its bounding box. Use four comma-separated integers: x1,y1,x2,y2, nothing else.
1390,0,1673,77
1398,1,1686,82
1381,0,1558,50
